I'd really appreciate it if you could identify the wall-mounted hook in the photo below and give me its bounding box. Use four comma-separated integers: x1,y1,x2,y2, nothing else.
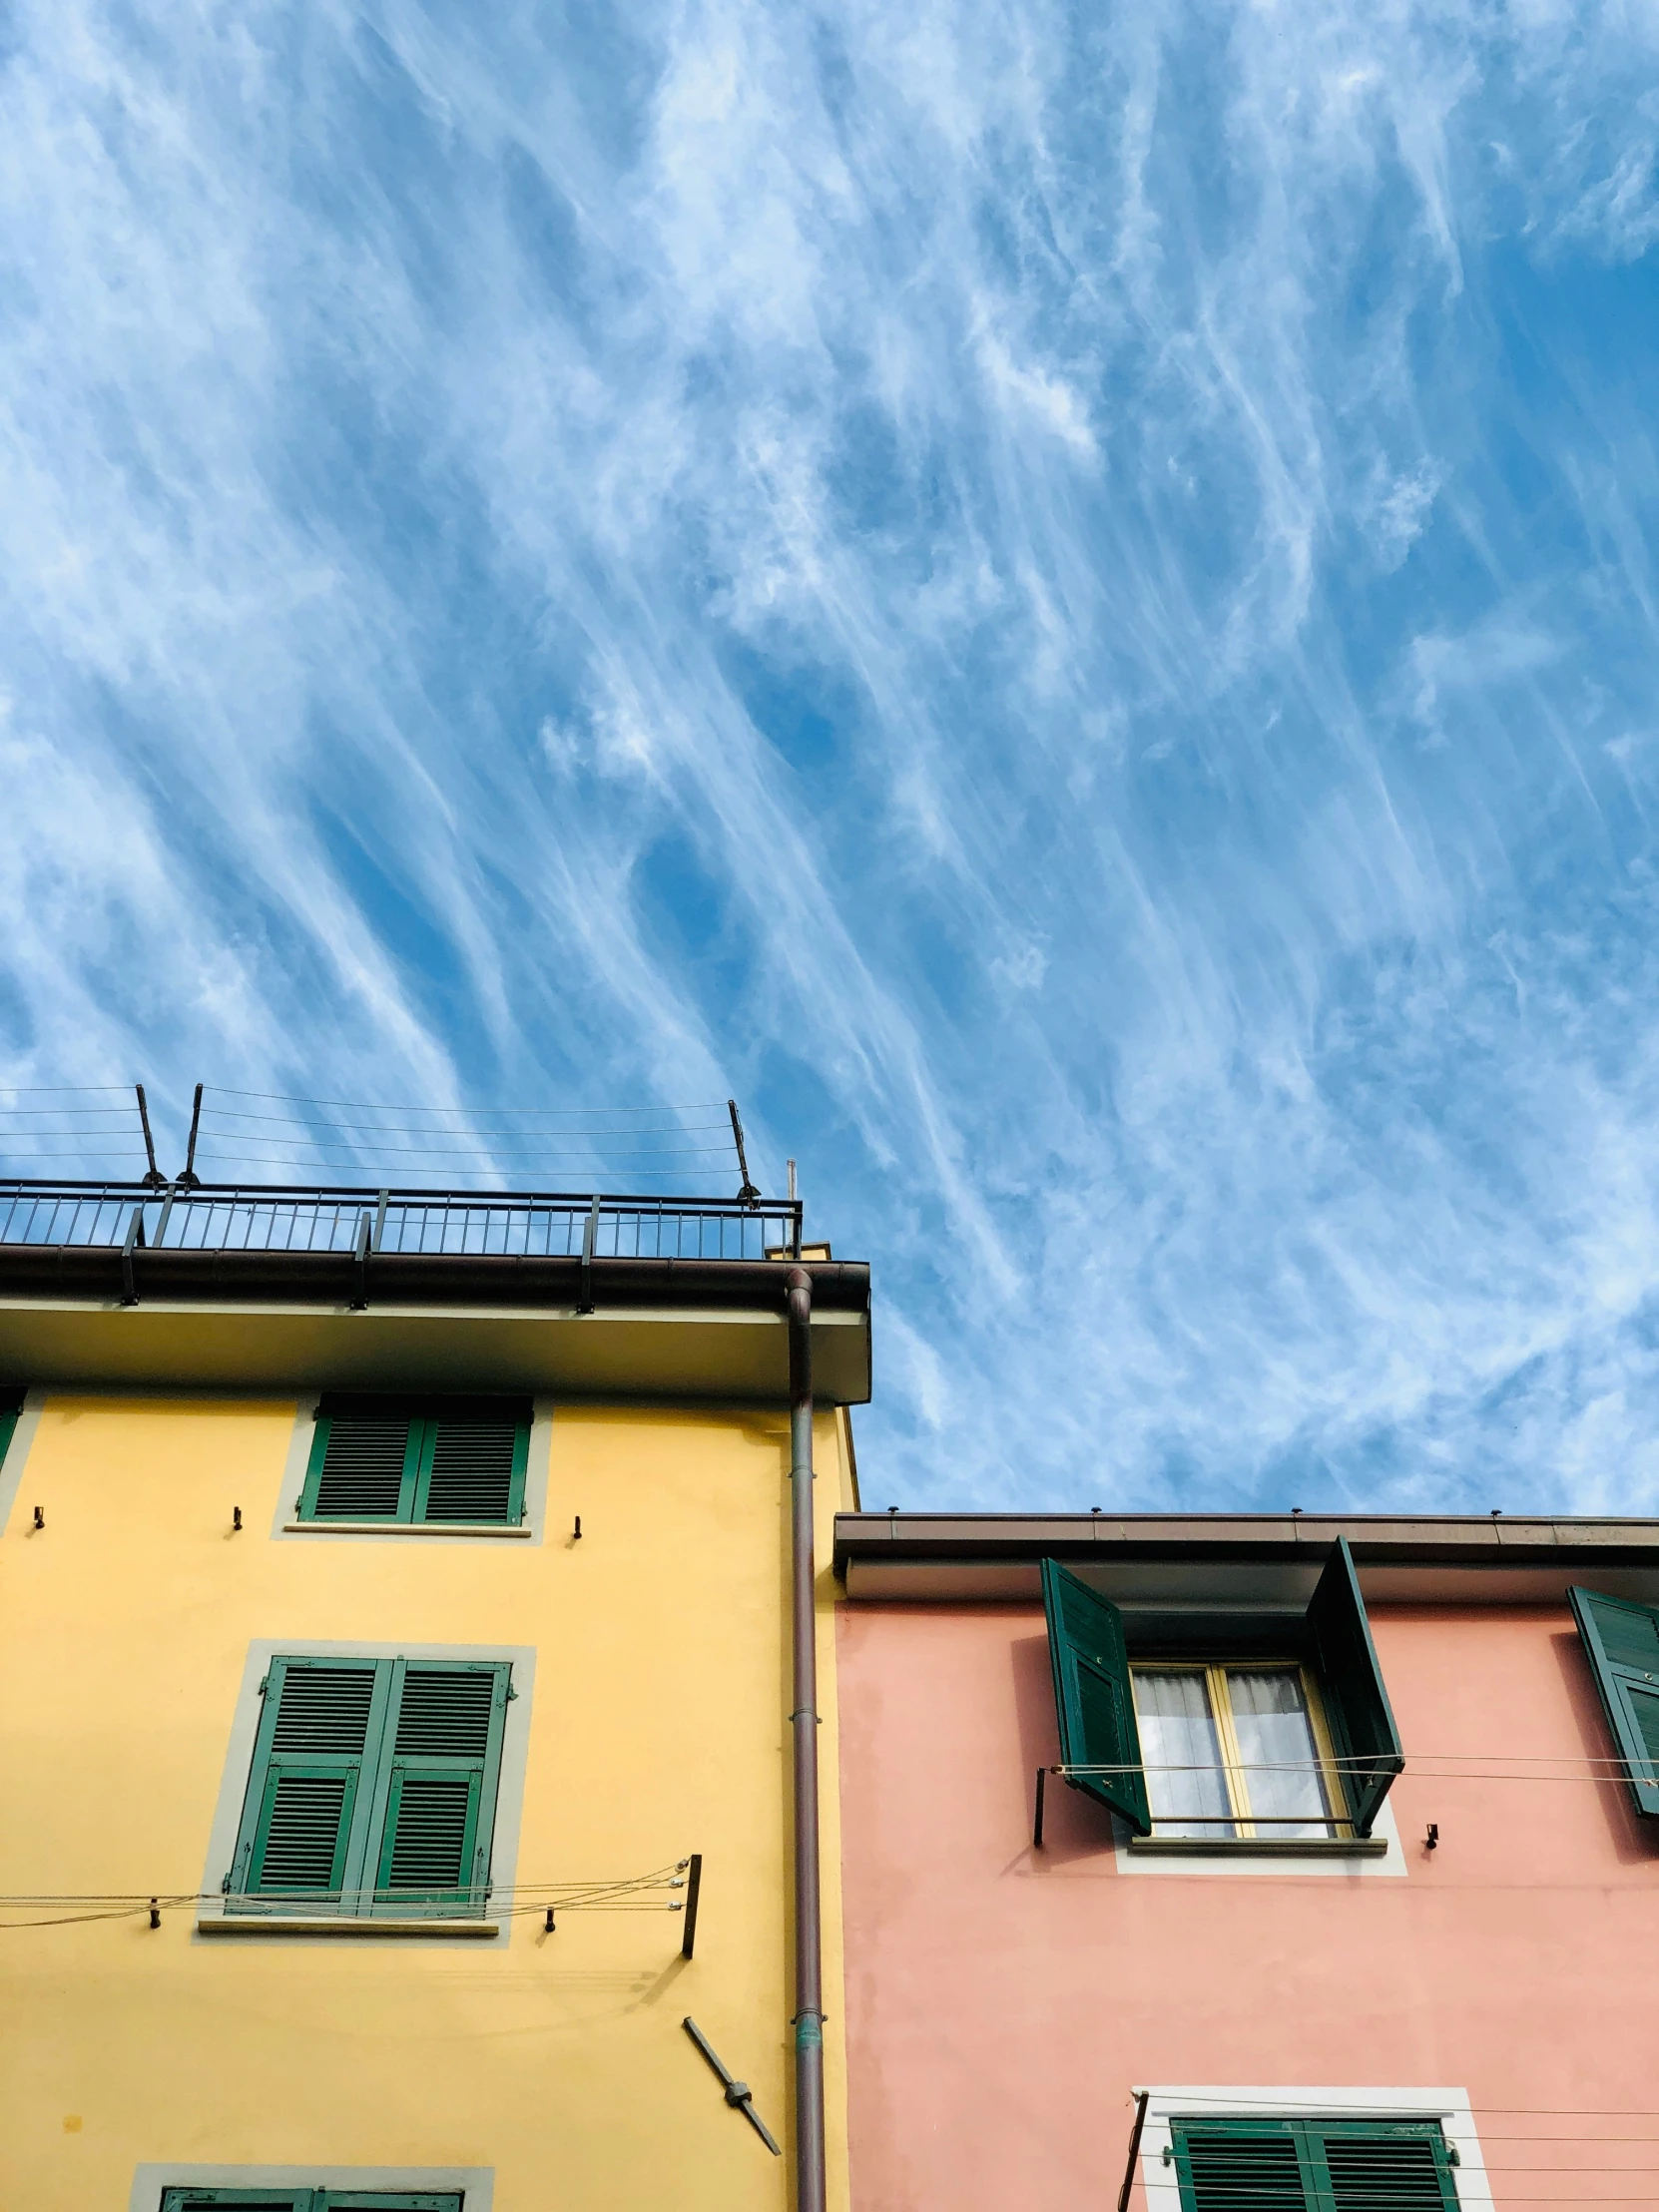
544,1907,556,1933
572,1514,582,1540
148,1899,161,1930
32,1505,43,1531
232,1506,243,1532
1425,1822,1439,1851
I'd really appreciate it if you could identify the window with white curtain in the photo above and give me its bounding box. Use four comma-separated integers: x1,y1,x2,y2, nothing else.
1129,1664,1344,1841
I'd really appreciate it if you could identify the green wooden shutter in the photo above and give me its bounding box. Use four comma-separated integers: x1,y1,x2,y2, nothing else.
415,1401,531,1524
226,1658,391,1910
323,2197,464,2210
159,2193,462,2210
1039,1558,1151,1835
300,1402,420,1521
1172,2118,1313,2210
1306,1537,1404,1836
300,1396,531,1524
365,1660,512,1914
0,1385,22,1472
1171,2119,1458,2211
160,2195,313,2210
1317,2122,1459,2208
1569,1586,1659,1818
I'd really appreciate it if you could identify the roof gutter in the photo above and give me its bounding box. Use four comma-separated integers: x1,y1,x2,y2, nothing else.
834,1509,1659,1607
0,1244,868,1316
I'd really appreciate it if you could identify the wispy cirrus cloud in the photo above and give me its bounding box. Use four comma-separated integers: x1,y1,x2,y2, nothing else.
3,0,1659,1509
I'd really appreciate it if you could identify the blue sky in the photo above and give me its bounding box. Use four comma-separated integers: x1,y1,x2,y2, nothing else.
3,2,1659,1513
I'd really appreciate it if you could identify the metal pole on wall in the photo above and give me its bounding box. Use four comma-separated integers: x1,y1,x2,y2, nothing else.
785,1265,826,2212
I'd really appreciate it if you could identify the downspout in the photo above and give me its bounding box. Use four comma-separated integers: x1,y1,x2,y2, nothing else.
785,1266,827,2212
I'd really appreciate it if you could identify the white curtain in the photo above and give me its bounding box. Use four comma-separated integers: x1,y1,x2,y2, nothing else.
1228,1670,1334,1838
1132,1671,1232,1838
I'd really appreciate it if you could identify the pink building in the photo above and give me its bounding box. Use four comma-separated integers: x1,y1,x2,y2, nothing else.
834,1510,1659,2211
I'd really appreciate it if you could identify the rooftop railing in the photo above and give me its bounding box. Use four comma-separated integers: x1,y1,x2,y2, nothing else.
0,1182,805,1263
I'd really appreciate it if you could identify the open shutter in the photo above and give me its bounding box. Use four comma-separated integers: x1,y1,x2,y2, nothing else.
367,1661,511,1914
0,1385,22,1471
1569,1586,1659,1819
227,1658,390,1909
415,1399,532,1523
1039,1558,1150,1835
301,1400,420,1521
1306,1537,1403,1836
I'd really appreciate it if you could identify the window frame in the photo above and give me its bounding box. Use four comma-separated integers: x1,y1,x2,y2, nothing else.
1131,2089,1494,2212
1129,1658,1352,1842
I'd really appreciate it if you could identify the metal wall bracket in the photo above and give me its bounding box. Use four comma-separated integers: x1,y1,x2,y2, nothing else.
682,2017,781,2156
120,1205,147,1306
349,1210,371,1310
578,1194,600,1315
681,1852,703,1959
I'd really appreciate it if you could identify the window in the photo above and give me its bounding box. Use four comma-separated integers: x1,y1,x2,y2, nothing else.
1569,1586,1659,1818
161,2195,462,2210
1169,2116,1459,2209
297,1396,530,1526
224,1655,511,1919
1039,1538,1403,1843
1132,1663,1346,1840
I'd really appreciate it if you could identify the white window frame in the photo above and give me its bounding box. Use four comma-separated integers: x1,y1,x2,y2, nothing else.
1135,2086,1493,2209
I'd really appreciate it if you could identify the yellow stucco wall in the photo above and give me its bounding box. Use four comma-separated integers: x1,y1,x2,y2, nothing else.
0,1389,852,2212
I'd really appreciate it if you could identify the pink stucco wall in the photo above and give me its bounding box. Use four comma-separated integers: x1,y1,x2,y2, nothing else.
835,1600,1659,2209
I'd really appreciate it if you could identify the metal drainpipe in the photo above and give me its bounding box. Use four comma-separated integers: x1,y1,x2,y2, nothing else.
785,1266,827,2212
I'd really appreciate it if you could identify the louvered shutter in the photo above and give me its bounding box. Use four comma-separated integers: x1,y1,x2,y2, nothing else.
1039,1558,1151,1835
301,1402,420,1520
227,1658,390,1909
1317,2124,1459,2208
416,1402,531,1523
366,1661,511,1914
322,2197,465,2210
1306,1537,1404,1836
160,2192,463,2209
300,1396,531,1523
1173,2119,1312,2209
160,2195,314,2210
1171,2120,1458,2212
1569,1586,1659,1818
0,1385,22,1472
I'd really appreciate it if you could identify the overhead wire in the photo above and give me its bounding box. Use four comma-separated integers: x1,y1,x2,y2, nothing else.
0,1862,693,1930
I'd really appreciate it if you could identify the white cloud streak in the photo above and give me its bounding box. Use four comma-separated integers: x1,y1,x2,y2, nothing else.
0,0,1658,1508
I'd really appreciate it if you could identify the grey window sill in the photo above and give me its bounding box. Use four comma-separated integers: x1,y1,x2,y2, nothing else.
198,1915,500,1937
283,1521,531,1538
1128,1834,1389,1858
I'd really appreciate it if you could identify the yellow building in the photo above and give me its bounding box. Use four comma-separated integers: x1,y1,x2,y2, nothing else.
0,1184,869,2212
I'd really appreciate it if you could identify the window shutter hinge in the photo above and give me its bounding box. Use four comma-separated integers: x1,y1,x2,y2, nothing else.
220,1873,231,1894
257,1675,269,1696
1448,2147,1460,2167
1162,2147,1174,2167
506,1682,518,1701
